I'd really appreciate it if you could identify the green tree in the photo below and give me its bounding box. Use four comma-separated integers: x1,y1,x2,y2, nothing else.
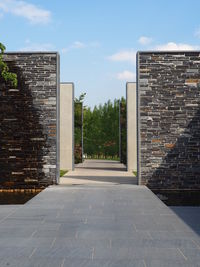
74,93,86,164
83,99,120,159
120,97,127,164
0,42,17,87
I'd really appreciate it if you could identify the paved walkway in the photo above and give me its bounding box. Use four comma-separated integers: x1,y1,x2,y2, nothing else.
0,160,200,266
60,159,137,185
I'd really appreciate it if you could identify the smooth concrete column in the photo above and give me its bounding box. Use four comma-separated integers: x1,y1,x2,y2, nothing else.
60,83,74,171
126,82,137,172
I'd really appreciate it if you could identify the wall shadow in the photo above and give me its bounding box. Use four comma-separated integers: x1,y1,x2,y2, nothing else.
170,206,200,237
147,108,200,189
0,63,49,188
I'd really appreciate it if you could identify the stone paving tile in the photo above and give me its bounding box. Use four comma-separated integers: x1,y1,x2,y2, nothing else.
62,258,145,267
145,259,200,267
0,227,36,238
178,248,200,261
110,237,198,249
93,247,185,260
0,257,64,267
0,237,55,248
33,228,77,238
134,221,176,231
0,246,35,258
76,229,143,240
52,237,110,249
149,230,200,240
32,246,92,259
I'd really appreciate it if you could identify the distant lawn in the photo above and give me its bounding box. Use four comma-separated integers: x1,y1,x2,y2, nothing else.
60,170,68,177
88,157,120,161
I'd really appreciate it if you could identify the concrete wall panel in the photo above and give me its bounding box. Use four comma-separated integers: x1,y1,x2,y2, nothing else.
60,83,74,171
126,82,137,172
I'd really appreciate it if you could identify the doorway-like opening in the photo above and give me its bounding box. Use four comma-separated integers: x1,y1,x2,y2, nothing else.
74,97,127,164
70,96,137,185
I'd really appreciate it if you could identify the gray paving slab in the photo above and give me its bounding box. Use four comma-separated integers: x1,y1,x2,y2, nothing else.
62,258,145,267
0,160,199,266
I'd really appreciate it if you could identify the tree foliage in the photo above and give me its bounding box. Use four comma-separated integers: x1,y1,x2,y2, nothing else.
120,97,127,164
74,93,85,164
83,99,120,159
0,42,18,88
74,102,83,163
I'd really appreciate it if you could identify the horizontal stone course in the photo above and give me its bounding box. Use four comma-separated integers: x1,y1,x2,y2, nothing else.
138,51,200,189
0,53,59,188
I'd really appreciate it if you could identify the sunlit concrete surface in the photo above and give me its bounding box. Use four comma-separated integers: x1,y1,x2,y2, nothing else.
60,159,137,185
127,82,137,172
60,83,74,171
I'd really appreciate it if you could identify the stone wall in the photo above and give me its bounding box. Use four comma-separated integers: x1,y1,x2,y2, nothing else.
137,51,200,189
0,52,60,188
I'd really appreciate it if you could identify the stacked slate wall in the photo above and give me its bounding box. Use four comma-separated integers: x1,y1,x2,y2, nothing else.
137,51,200,189
0,52,60,188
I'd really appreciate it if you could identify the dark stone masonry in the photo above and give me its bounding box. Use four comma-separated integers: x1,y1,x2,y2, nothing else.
0,52,60,189
137,51,200,189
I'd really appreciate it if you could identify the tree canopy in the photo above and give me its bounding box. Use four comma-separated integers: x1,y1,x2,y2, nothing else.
0,42,17,88
83,99,120,159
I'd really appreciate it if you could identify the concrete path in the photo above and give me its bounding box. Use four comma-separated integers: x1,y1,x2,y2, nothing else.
60,159,137,185
0,160,200,266
0,185,200,266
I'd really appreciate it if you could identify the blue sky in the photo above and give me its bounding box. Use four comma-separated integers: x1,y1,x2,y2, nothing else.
1,0,200,107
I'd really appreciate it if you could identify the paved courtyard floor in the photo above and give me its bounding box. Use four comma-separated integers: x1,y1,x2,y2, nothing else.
60,159,137,185
0,160,200,266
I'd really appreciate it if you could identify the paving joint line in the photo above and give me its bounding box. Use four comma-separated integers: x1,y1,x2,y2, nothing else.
191,239,200,250
29,247,37,259
50,237,57,248
177,248,188,261
143,259,147,267
30,230,37,238
60,258,65,267
91,247,95,260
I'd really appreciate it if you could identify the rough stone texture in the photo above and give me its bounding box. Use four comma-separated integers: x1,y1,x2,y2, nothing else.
137,51,200,189
0,52,59,188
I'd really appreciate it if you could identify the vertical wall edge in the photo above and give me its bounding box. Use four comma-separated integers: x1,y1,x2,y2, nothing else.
56,53,60,184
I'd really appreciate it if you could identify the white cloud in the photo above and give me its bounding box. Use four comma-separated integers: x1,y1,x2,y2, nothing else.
62,41,85,53
117,70,136,81
89,41,101,48
155,42,200,51
0,0,51,24
108,50,136,64
20,40,54,51
138,36,153,45
72,41,86,49
61,41,100,54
